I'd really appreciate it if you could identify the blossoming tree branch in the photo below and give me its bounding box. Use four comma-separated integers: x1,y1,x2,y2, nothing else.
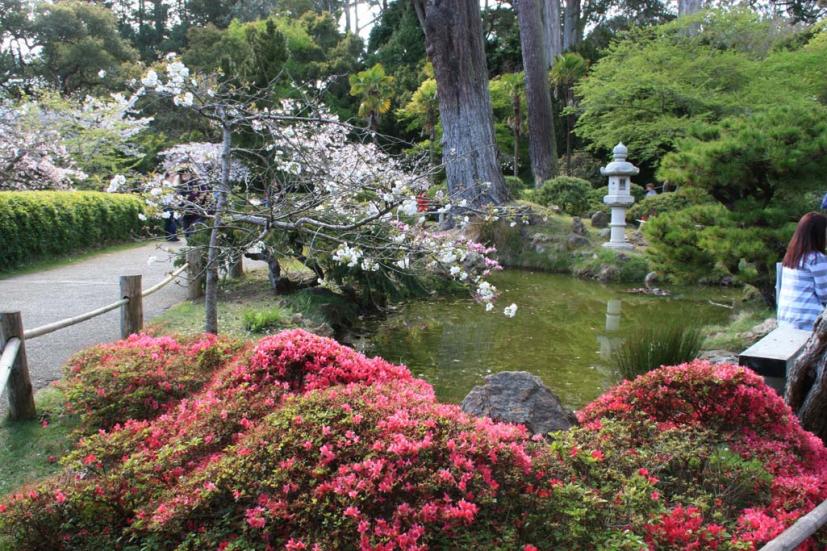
135,58,519,333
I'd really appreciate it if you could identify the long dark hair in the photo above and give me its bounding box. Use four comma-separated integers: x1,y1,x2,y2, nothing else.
783,212,827,268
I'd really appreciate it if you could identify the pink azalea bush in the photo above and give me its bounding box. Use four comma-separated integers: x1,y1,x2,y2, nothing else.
61,333,242,432
1,336,825,550
579,360,827,549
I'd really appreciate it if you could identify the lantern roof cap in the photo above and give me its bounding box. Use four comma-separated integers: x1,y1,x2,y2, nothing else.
600,142,640,177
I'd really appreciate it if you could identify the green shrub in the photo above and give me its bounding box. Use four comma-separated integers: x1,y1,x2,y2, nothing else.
504,175,527,198
537,176,593,215
0,191,146,270
242,306,290,333
643,203,730,284
612,322,704,380
627,187,713,222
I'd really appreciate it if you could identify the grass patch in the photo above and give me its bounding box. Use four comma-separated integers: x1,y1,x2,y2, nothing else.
148,271,292,338
703,306,775,351
613,322,705,380
0,239,154,280
0,387,79,498
147,266,358,338
242,305,291,333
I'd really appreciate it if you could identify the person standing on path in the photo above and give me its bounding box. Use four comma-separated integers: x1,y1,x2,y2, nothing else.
161,172,180,242
777,212,827,331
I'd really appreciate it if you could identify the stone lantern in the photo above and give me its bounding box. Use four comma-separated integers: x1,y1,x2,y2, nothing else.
601,143,639,250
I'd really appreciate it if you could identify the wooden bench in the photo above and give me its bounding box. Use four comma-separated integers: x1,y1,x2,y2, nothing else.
738,326,811,392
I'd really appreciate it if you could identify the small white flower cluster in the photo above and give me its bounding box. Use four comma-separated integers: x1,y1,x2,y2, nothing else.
332,244,362,268
361,258,380,272
173,92,194,108
503,303,518,318
477,281,497,312
449,266,469,281
398,198,418,216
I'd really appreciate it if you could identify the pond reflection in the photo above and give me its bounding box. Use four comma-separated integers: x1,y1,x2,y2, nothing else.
364,271,735,410
597,299,625,360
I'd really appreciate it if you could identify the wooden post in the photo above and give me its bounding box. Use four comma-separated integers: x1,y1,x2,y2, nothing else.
120,275,143,338
0,312,36,421
186,248,205,300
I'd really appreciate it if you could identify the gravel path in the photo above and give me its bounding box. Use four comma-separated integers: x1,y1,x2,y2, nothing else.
0,240,189,408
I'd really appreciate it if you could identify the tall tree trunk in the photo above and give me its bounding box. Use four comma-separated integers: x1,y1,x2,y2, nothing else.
678,0,703,16
542,0,563,68
428,113,436,183
204,116,231,334
566,87,573,173
344,0,351,32
412,0,509,207
517,0,557,187
563,0,580,51
513,91,521,178
786,313,827,442
354,0,360,34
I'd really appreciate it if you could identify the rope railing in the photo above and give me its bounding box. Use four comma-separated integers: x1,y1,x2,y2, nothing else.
22,263,189,341
142,263,189,298
0,337,21,402
2,260,197,421
23,299,129,340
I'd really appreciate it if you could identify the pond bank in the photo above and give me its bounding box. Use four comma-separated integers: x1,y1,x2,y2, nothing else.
476,202,651,284
147,263,768,411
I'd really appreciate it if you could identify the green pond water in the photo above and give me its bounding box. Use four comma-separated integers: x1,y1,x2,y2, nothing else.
362,270,736,410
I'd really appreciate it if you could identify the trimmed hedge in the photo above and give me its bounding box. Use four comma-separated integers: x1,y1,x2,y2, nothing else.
0,191,146,270
536,176,593,216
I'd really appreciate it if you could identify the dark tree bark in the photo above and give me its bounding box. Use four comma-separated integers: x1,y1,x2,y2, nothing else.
541,0,563,68
563,0,581,51
412,0,509,207
512,90,521,178
786,313,827,442
204,113,231,334
516,0,557,187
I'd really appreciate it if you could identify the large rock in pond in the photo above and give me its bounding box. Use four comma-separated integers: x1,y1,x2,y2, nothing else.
461,371,577,435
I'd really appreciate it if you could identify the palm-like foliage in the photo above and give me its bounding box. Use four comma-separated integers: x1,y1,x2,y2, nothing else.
349,63,396,130
398,76,439,172
495,72,524,177
550,53,588,173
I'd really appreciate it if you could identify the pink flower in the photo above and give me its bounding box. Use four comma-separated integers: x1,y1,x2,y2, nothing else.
244,506,266,529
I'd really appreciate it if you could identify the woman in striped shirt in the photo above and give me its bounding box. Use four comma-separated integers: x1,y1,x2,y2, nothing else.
777,212,827,331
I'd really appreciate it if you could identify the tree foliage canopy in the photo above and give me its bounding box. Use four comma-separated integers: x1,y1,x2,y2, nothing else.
576,10,827,170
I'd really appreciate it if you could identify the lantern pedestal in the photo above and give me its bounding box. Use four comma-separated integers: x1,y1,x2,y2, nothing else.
600,143,639,250
604,205,634,250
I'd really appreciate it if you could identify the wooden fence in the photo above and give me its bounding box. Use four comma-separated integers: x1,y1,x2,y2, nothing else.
1,250,203,421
